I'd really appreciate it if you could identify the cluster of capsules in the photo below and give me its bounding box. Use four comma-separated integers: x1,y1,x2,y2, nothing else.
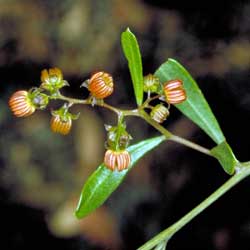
9,68,114,134
9,68,186,172
143,74,186,124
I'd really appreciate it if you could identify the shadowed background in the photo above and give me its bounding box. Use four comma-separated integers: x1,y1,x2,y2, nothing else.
1,0,250,249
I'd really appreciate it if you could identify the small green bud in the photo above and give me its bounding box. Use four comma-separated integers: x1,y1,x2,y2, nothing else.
143,74,160,94
28,88,49,110
52,104,79,122
105,123,132,151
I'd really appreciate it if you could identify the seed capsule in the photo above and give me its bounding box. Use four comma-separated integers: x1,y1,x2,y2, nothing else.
50,115,72,135
150,104,169,123
88,72,114,99
104,149,131,172
9,90,36,117
164,79,186,104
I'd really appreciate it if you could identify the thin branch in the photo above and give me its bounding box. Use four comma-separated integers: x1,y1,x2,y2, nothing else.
139,110,212,155
138,162,250,250
170,135,212,156
56,93,140,117
56,94,211,156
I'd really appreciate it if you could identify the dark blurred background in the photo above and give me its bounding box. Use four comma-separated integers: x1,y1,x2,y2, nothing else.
1,0,250,249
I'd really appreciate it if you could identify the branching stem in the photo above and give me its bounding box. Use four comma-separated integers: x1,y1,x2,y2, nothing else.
54,93,249,250
56,94,211,155
138,110,212,156
138,161,250,250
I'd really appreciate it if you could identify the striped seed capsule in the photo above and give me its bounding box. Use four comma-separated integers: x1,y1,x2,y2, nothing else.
150,104,169,123
104,149,131,172
9,90,36,117
88,72,114,99
164,79,186,104
50,115,72,135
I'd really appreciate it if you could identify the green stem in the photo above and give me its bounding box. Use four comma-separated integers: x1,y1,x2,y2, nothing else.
55,94,88,105
170,135,211,156
138,162,250,250
57,94,211,155
139,110,172,139
56,93,139,117
139,110,212,156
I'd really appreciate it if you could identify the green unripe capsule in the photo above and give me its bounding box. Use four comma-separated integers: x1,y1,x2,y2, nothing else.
143,74,160,94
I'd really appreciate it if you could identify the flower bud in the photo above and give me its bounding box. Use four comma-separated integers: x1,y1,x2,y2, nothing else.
88,72,114,99
9,90,36,117
143,74,160,93
104,149,131,171
50,115,72,135
164,79,186,104
150,104,169,123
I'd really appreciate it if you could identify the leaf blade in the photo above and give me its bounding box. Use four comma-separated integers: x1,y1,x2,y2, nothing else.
211,141,238,175
121,28,144,106
155,59,225,144
75,135,166,219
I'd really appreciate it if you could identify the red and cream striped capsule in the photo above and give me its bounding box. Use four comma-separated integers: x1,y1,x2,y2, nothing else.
88,71,114,99
9,90,36,117
104,149,131,172
164,79,186,104
150,104,169,123
50,115,72,135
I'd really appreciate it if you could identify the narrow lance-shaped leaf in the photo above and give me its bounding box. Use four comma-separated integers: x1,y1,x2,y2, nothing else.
155,59,239,174
211,141,238,175
121,28,144,106
75,135,166,219
155,59,225,144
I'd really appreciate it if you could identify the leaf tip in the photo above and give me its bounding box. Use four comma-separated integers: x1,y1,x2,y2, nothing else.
74,207,88,219
126,27,131,32
74,196,85,219
168,58,178,64
74,209,81,219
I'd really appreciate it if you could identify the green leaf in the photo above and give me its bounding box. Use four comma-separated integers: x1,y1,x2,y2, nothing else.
155,59,225,144
121,28,144,106
75,135,165,219
211,141,238,175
